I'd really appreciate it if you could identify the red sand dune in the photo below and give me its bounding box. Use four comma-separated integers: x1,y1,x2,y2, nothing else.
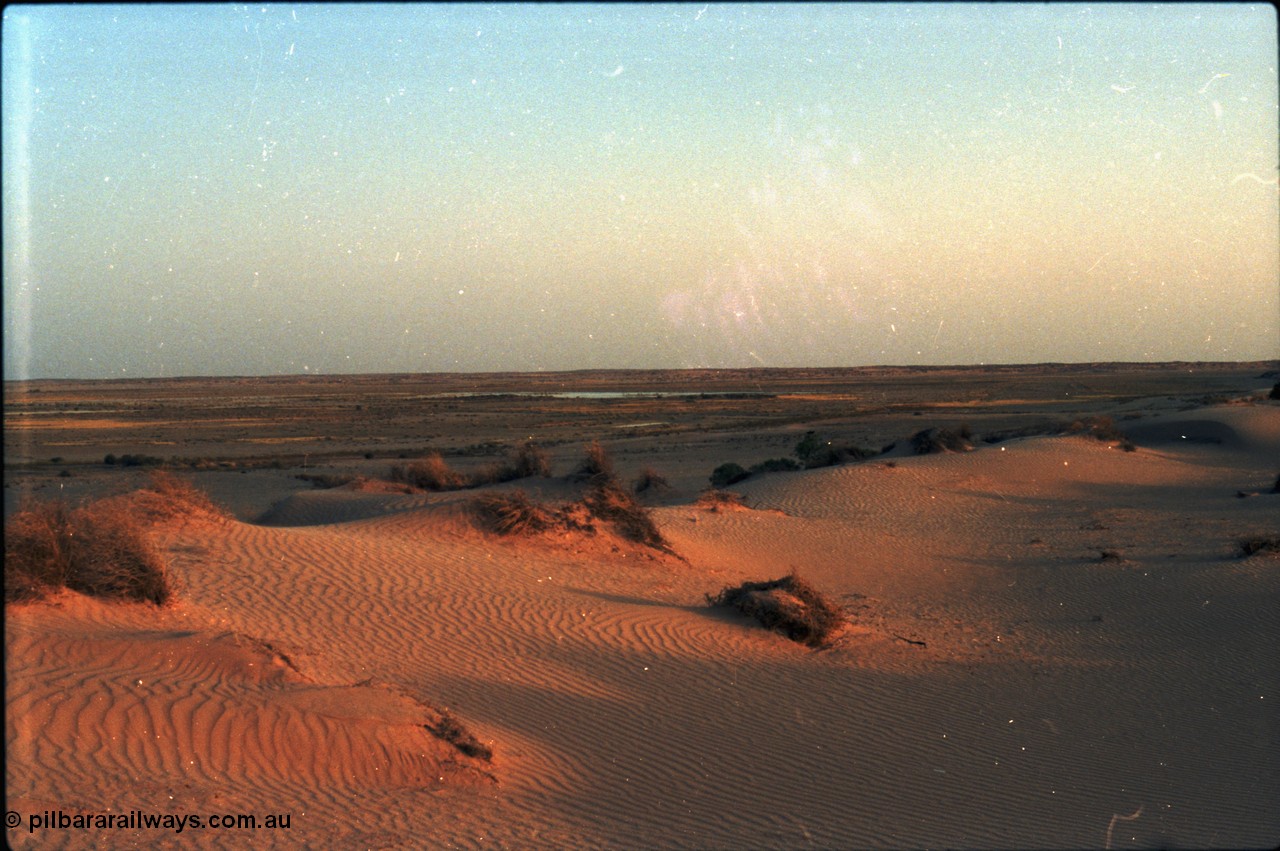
6,378,1279,848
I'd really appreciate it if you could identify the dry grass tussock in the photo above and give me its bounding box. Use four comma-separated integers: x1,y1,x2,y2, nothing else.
5,498,171,605
570,440,614,483
695,489,747,511
910,425,973,454
582,478,667,549
707,573,845,648
632,466,671,495
5,471,229,604
126,469,231,523
469,491,556,536
469,443,670,552
389,453,468,491
469,484,669,551
424,708,494,761
391,443,552,491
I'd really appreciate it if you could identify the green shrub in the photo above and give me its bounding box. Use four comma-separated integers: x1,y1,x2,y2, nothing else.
802,445,876,469
118,453,165,467
794,431,823,463
710,462,750,488
749,458,801,474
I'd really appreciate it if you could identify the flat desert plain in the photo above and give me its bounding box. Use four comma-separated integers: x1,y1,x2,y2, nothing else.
5,363,1280,849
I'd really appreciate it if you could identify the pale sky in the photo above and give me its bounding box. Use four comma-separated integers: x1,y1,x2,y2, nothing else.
3,3,1277,379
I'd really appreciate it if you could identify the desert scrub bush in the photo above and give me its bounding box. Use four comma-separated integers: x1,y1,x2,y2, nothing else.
910,425,973,454
982,418,1136,449
116,453,165,467
5,498,171,605
570,441,615,483
583,479,668,549
472,441,553,485
632,466,671,494
389,453,467,491
469,490,554,536
802,445,876,469
695,489,746,511
794,431,824,464
1270,382,1280,400
706,573,845,648
128,470,229,522
709,462,750,488
507,441,552,479
425,708,493,761
296,472,356,489
981,423,1057,445
1065,415,1126,442
793,430,862,468
5,500,75,602
1238,537,1280,557
749,457,801,474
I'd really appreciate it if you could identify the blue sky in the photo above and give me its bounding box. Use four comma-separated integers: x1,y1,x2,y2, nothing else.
3,3,1277,378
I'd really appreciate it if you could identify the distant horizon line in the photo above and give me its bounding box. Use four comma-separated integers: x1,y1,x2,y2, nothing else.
5,359,1278,385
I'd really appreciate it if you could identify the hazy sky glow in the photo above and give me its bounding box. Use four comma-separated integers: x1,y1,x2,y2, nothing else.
3,3,1277,379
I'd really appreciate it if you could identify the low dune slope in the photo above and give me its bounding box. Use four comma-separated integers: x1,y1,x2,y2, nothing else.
1118,404,1280,455
5,594,494,847
7,419,1279,849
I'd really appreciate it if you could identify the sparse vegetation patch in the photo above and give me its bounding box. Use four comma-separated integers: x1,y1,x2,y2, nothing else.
5,498,171,605
1238,537,1280,557
392,442,552,491
126,470,230,523
632,466,671,494
749,458,801,474
570,440,614,484
583,479,667,549
981,416,1135,450
389,453,468,491
425,709,493,761
910,425,973,454
793,431,877,469
469,491,555,536
709,462,750,488
695,489,746,511
706,573,845,648
468,443,669,553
